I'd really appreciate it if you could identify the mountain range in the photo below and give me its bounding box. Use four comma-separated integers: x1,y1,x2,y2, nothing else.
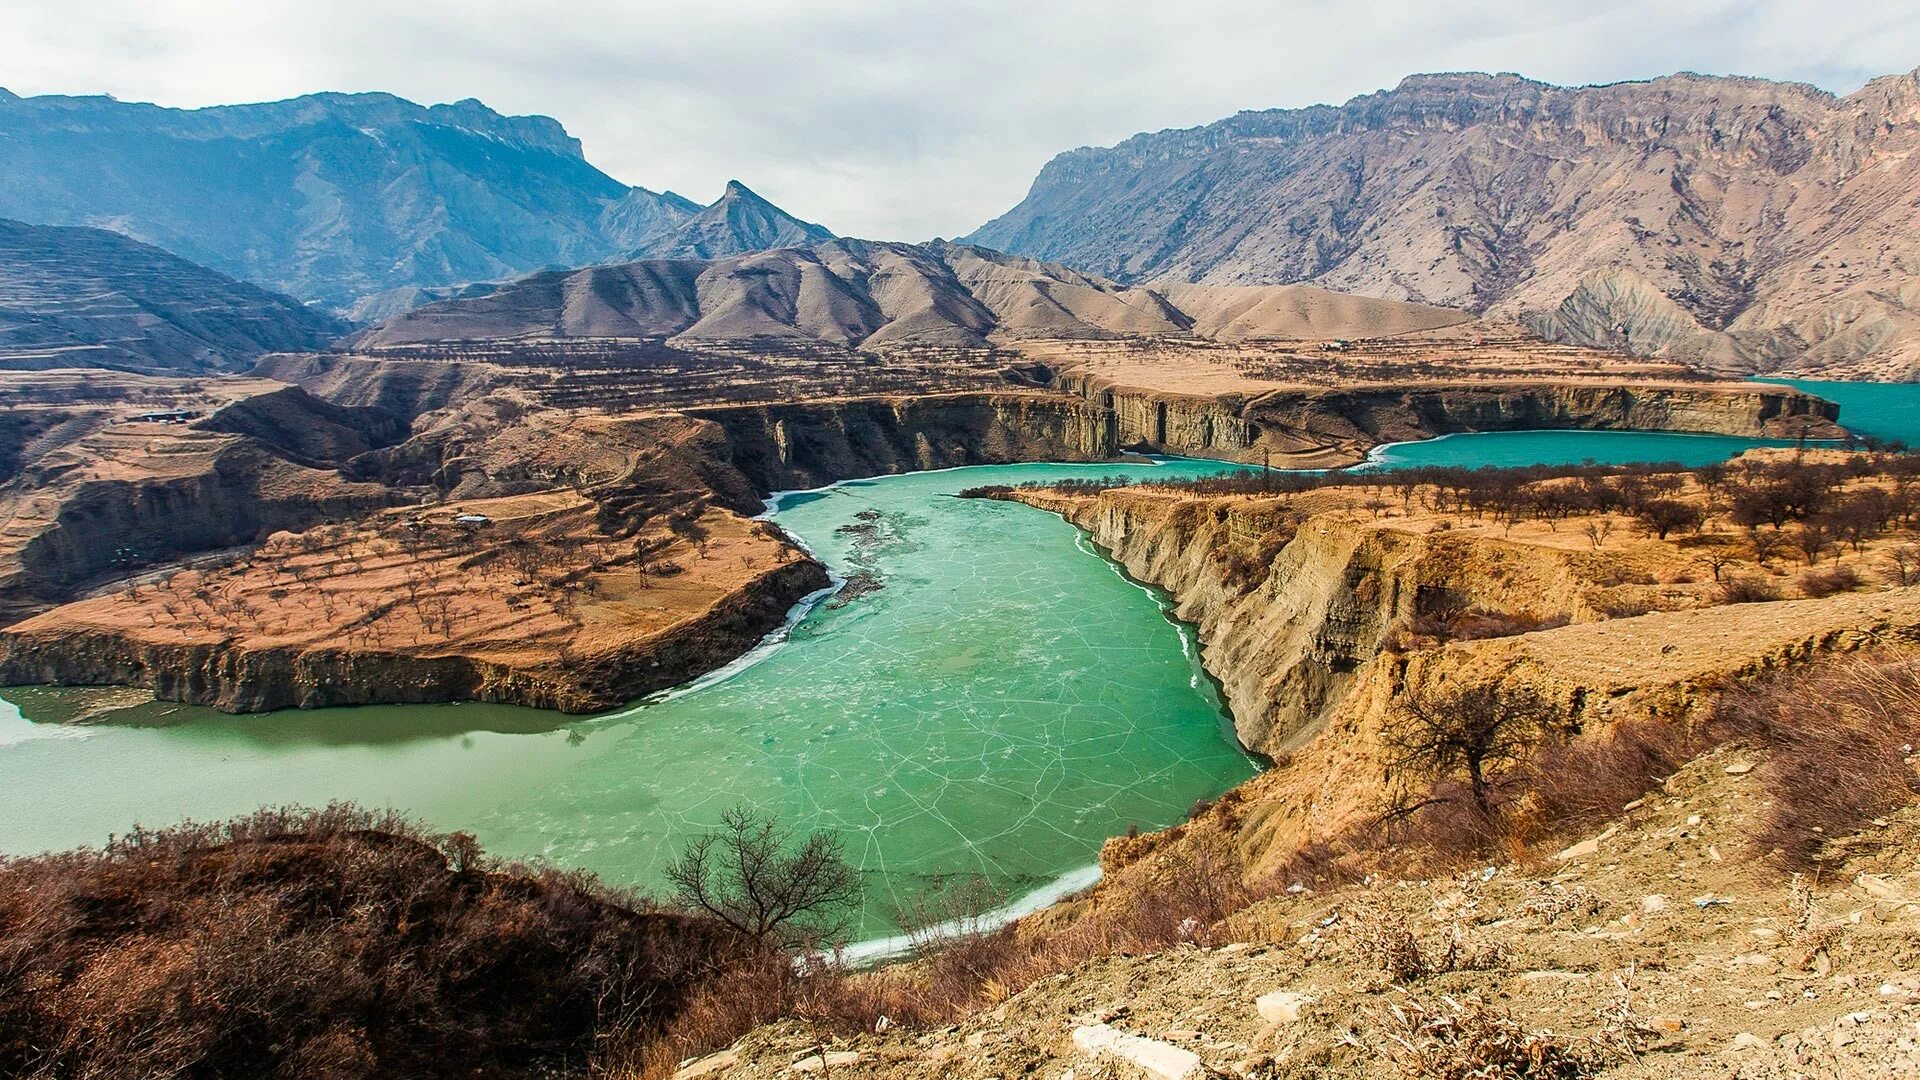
966,67,1920,379
0,90,832,312
355,239,1467,350
0,218,346,373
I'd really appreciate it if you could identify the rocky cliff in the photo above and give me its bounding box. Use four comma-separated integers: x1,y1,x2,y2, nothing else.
1056,375,1842,465
967,67,1920,379
688,393,1116,491
1005,482,1920,880
1009,488,1616,754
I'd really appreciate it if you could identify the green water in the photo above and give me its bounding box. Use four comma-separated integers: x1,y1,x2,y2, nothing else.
1753,379,1920,447
1366,429,1794,470
4,378,1910,939
0,458,1258,936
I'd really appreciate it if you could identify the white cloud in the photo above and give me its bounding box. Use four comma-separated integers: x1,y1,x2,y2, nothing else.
4,0,1917,241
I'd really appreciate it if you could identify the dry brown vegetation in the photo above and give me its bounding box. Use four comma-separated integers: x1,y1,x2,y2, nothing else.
1008,325,1703,396
1710,654,1920,869
0,806,745,1079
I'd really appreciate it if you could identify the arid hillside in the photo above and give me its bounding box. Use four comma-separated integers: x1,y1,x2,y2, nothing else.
968,67,1920,379
355,240,1470,350
0,218,347,373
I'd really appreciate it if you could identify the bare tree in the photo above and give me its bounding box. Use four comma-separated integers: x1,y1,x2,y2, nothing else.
1633,499,1703,541
664,807,862,949
1888,544,1920,587
1384,680,1559,817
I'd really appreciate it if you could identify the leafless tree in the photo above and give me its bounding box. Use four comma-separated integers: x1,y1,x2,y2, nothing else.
1384,680,1559,817
664,807,862,949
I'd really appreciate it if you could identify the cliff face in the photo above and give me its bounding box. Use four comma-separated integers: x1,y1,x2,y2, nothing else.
1013,489,1607,753
689,393,1118,491
1008,484,1920,880
0,557,828,714
1055,375,1843,465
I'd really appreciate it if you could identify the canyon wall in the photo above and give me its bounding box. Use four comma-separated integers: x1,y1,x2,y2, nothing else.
1010,488,1607,754
688,392,1118,491
1054,374,1843,464
1008,486,1920,878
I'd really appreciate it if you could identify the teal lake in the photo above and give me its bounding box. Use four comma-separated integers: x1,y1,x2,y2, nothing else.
3,378,1913,937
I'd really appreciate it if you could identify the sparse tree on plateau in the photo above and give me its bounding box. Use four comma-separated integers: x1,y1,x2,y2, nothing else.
664,807,862,949
1384,680,1559,817
1633,498,1703,540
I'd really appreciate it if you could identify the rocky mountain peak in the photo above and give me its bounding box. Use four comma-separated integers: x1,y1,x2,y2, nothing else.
638,180,835,260
965,66,1920,379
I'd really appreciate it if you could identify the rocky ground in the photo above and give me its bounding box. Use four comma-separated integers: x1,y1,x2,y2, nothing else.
682,745,1920,1079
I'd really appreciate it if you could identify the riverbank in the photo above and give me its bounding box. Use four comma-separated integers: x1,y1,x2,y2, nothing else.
0,494,829,713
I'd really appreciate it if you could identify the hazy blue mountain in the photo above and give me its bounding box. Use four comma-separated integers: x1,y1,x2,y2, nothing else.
0,90,829,314
639,181,835,260
0,217,347,373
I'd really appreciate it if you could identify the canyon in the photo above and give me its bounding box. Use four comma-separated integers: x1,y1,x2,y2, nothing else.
0,358,1841,713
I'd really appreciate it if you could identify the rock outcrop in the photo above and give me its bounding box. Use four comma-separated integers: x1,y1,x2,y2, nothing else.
687,393,1116,491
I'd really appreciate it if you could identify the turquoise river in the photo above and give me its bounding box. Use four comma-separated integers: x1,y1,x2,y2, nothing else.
4,380,1918,940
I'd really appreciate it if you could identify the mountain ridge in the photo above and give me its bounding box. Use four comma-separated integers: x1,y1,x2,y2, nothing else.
0,91,831,313
965,66,1920,379
355,238,1470,350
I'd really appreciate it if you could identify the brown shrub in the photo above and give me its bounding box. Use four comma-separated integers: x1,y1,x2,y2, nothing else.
1375,991,1649,1079
0,805,743,1080
1718,575,1779,604
1710,654,1920,867
1409,608,1570,644
1798,563,1863,598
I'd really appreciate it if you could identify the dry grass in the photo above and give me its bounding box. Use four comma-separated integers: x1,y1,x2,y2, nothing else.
1370,987,1653,1079
0,805,742,1080
1710,652,1920,868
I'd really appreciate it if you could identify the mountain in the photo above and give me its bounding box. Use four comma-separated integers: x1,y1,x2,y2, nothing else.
965,68,1920,379
355,238,1467,349
637,181,836,260
0,90,826,312
0,218,347,373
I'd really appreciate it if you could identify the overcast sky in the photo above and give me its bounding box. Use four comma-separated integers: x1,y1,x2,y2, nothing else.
6,1,1919,241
